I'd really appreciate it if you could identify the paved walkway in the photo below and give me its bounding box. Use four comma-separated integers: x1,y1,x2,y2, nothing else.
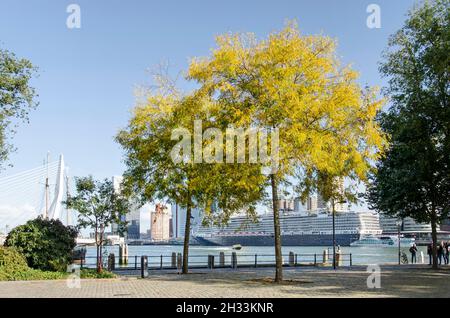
0,265,449,298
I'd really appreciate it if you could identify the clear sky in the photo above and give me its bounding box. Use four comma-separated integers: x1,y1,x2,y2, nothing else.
0,0,416,179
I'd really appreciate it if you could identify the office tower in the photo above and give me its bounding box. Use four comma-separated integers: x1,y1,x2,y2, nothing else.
307,196,317,211
111,175,141,239
171,204,202,238
111,176,124,234
169,217,173,238
306,178,347,212
150,203,171,241
126,207,141,239
277,199,295,213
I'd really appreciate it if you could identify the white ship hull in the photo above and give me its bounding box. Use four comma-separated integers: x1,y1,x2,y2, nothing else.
195,211,382,247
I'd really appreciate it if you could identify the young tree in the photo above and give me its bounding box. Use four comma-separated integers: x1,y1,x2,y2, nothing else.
0,49,38,169
64,176,131,273
368,0,450,269
116,91,265,274
188,22,385,282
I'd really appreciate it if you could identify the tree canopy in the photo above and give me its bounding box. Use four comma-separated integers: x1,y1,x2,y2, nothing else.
116,89,266,273
0,49,38,168
367,0,450,269
188,22,386,281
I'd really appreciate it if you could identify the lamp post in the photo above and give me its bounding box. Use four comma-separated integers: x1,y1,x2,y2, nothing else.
332,199,347,270
332,205,336,270
396,220,402,265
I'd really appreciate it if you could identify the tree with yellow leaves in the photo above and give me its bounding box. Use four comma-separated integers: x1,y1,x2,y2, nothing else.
188,22,386,282
116,84,266,274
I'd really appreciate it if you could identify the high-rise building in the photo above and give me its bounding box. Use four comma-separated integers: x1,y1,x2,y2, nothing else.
306,195,327,211
171,204,202,238
305,178,347,212
150,203,171,241
277,199,295,212
111,175,141,239
126,207,141,239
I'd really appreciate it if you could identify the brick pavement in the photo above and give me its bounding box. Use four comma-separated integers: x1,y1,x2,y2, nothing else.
0,265,448,298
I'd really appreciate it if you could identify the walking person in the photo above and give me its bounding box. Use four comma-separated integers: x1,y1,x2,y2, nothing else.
445,242,450,265
427,243,432,265
437,242,444,265
409,243,418,264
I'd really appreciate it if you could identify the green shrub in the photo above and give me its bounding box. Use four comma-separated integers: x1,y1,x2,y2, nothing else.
0,268,68,281
5,217,78,272
0,246,116,281
0,246,29,274
0,246,69,281
80,268,116,279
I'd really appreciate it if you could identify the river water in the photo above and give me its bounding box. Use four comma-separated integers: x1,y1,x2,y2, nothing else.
84,245,429,267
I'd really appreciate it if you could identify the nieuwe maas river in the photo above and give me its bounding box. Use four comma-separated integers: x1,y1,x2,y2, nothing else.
84,245,429,267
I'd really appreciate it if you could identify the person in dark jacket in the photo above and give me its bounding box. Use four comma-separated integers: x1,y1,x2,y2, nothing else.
409,244,418,264
427,243,433,265
444,242,449,265
437,242,444,265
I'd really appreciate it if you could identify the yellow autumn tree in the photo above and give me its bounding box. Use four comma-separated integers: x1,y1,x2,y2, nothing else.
188,22,386,282
117,83,266,274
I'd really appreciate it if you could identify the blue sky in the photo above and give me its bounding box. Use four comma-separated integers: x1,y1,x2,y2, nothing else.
0,0,415,179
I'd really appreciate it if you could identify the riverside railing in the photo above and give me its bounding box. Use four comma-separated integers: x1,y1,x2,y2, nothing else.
75,252,353,271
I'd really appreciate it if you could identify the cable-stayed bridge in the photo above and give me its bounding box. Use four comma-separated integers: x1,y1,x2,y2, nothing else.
0,154,72,234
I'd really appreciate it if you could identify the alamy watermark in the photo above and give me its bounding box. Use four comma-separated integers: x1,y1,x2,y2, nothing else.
66,264,81,289
66,4,81,29
366,264,381,289
366,4,381,29
170,120,279,173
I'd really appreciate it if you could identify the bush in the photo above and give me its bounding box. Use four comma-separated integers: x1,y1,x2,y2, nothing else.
0,268,68,281
0,246,69,281
80,268,116,279
0,246,29,274
0,247,117,281
5,217,78,272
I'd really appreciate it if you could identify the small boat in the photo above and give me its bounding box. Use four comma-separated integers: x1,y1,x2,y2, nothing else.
351,235,416,247
383,235,415,247
350,236,394,247
232,244,243,250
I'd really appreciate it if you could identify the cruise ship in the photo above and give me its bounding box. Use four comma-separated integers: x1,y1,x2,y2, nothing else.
194,210,382,247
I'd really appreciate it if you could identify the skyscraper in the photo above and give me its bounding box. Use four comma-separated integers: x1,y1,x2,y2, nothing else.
150,203,171,241
306,178,347,212
126,207,141,239
111,175,140,239
171,204,202,238
277,199,295,212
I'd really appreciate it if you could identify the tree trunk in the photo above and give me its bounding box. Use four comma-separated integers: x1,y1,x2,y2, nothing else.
431,212,438,270
182,195,192,274
98,229,104,273
96,243,100,273
270,174,283,283
95,225,100,273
